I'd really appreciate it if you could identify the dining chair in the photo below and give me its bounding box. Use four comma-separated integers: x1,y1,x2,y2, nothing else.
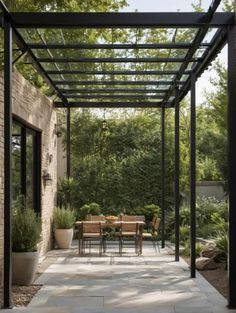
87,215,106,221
142,217,161,252
121,215,137,221
118,222,140,255
78,222,105,256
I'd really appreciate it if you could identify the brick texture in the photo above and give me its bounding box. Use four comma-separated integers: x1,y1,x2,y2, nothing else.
0,69,57,306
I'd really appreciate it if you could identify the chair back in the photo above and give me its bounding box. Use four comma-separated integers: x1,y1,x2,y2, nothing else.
121,215,136,221
121,222,139,234
153,218,161,233
135,215,145,222
87,214,106,222
82,222,102,235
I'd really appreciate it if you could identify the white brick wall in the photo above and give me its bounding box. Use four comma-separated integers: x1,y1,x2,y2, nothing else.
0,69,57,305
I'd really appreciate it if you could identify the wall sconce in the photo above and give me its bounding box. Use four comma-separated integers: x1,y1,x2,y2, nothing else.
42,171,53,186
55,124,62,137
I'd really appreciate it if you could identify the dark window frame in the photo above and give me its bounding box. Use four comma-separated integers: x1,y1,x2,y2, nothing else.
12,118,41,214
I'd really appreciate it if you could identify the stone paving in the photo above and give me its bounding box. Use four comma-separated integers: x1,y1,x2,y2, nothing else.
4,241,236,313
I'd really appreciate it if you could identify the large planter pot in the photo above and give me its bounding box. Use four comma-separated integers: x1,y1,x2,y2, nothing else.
12,251,39,286
54,228,73,249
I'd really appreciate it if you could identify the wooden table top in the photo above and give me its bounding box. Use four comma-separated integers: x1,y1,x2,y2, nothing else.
75,220,145,226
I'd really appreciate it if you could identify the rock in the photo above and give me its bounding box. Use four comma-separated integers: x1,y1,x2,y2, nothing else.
196,257,217,270
200,242,220,259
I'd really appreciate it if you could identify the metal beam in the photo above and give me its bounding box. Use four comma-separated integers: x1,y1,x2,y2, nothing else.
174,87,180,262
28,43,210,50
8,12,234,28
60,88,168,94
3,18,13,309
38,57,200,63
54,101,172,108
227,24,236,309
65,94,164,99
54,80,185,86
47,70,191,76
190,73,196,279
161,107,165,248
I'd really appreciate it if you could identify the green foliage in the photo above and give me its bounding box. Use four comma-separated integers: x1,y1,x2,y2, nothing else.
67,109,170,211
12,208,41,252
179,225,190,244
215,232,228,261
182,242,203,258
77,203,101,220
53,207,76,229
133,204,161,224
57,177,77,208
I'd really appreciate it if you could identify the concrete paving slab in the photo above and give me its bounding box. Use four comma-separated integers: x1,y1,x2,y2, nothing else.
7,241,234,313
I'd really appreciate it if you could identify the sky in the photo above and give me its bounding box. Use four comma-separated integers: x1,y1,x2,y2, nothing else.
119,0,227,105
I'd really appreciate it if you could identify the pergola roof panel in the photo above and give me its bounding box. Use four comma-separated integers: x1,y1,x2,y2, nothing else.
0,1,232,108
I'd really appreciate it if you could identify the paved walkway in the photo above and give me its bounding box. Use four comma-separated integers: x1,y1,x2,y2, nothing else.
4,241,236,313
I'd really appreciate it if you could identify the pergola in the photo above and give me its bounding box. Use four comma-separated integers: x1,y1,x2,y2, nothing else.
1,0,236,309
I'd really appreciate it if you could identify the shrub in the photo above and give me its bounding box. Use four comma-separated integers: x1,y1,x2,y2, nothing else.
53,207,76,229
181,242,203,258
57,177,77,208
134,204,161,224
12,208,41,252
77,202,101,220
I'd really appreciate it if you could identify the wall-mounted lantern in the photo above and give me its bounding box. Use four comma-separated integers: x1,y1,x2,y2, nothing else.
42,171,53,186
54,123,62,137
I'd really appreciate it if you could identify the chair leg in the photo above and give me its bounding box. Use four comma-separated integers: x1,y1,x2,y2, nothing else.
103,237,106,254
119,237,122,255
152,237,158,253
78,238,81,255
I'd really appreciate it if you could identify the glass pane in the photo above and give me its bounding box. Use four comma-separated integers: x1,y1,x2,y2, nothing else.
26,129,34,210
12,121,22,202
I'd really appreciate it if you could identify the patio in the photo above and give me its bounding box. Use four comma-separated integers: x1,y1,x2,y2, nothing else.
4,241,236,313
1,0,236,309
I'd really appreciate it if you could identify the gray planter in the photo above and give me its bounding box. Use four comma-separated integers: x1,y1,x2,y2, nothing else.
12,251,39,286
54,228,73,249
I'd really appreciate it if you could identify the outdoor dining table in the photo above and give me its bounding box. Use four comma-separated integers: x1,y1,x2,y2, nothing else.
75,220,145,254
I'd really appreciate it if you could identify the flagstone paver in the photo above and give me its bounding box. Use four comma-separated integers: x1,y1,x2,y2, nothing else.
3,241,236,313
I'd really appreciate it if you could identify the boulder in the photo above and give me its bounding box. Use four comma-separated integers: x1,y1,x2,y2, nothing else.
200,242,220,259
196,257,217,270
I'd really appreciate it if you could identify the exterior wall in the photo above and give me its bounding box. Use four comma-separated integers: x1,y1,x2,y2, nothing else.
196,181,226,200
0,69,57,304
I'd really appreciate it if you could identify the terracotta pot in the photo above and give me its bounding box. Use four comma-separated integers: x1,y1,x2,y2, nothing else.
54,228,73,249
12,251,39,286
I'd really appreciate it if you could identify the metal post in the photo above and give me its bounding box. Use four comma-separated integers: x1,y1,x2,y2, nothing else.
175,87,180,262
190,73,196,278
3,19,13,308
161,107,165,248
66,107,71,178
227,24,236,309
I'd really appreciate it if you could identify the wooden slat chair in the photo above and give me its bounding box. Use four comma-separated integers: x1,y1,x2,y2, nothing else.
86,215,106,221
79,222,105,256
142,217,161,252
118,222,140,255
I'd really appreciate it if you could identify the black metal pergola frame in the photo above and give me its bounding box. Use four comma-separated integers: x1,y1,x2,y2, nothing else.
1,0,236,309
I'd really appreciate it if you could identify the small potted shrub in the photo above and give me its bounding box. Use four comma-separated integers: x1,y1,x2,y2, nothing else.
53,207,76,249
12,207,41,285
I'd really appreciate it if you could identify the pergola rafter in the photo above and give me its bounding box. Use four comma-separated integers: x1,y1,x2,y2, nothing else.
1,0,236,310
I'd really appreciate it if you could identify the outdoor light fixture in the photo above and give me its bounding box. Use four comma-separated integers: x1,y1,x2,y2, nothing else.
54,123,62,137
42,170,53,186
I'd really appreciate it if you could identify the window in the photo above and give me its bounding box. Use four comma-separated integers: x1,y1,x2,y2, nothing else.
12,119,41,213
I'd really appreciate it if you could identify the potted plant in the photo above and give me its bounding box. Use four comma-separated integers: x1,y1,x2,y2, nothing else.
53,207,76,249
12,207,41,286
